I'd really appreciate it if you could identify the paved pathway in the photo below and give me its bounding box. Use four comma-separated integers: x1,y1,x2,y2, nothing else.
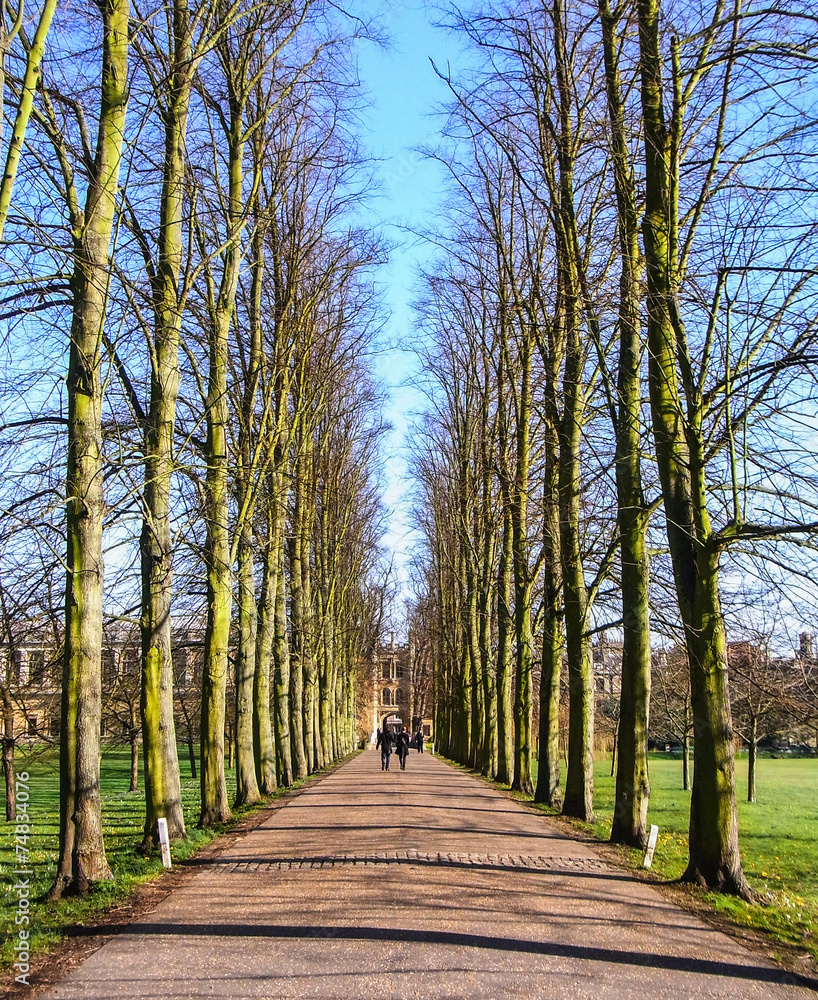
43,751,816,999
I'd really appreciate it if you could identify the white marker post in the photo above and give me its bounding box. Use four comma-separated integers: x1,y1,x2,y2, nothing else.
157,817,172,869
643,824,659,868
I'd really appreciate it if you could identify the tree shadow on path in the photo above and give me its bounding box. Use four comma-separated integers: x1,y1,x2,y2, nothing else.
67,921,818,992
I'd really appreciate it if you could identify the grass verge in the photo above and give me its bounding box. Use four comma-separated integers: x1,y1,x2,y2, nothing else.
0,745,313,973
442,751,818,965
525,754,818,964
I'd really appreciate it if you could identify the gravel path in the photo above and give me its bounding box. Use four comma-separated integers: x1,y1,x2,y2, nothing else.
40,750,817,999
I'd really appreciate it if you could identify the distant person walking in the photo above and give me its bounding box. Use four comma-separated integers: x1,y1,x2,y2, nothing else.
415,730,424,753
396,727,410,770
376,727,393,771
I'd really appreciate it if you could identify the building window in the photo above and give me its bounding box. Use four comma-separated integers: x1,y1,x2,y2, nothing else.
121,648,139,676
382,663,390,680
103,650,117,686
173,652,189,687
49,654,62,686
190,650,203,685
395,663,404,679
49,715,60,737
27,716,38,737
394,689,402,705
382,688,392,706
28,650,46,685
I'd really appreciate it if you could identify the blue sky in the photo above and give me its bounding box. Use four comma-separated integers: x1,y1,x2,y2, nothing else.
355,2,464,621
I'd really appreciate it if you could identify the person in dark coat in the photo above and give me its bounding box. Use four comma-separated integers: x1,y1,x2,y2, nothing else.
396,727,410,770
415,730,424,753
376,727,393,770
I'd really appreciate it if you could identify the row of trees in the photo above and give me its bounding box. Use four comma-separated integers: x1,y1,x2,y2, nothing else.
0,0,389,896
409,0,818,898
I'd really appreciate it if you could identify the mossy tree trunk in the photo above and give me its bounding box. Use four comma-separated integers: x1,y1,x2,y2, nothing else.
539,0,595,824
1,683,15,821
52,0,129,896
494,351,514,786
535,420,562,808
254,507,278,794
138,0,195,851
233,220,267,809
454,541,472,765
558,325,594,822
495,500,514,786
599,0,652,849
234,520,261,807
747,716,757,804
287,441,308,779
636,0,748,896
199,66,248,828
511,333,533,797
272,483,294,784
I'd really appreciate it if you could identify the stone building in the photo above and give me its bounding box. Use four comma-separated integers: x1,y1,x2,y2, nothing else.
0,621,210,744
369,634,433,745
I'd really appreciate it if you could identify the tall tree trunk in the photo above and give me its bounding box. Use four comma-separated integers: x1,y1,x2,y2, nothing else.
299,451,317,774
129,724,139,794
547,0,594,824
139,0,191,850
747,716,757,803
600,0,652,849
199,48,257,824
0,0,58,240
558,299,594,823
272,484,294,785
511,336,533,796
199,147,245,825
2,685,15,821
187,733,196,779
535,430,562,807
316,498,335,766
495,353,514,787
558,406,594,821
176,690,197,779
254,513,277,794
288,451,308,779
455,542,472,764
52,0,129,895
233,219,267,809
234,524,261,806
434,544,453,756
478,531,497,779
637,0,748,896
466,553,483,770
495,503,514,786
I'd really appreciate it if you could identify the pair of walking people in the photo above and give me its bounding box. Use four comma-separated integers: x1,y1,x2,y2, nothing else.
377,726,410,771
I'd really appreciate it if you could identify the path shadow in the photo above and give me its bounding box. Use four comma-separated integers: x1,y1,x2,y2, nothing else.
66,921,818,992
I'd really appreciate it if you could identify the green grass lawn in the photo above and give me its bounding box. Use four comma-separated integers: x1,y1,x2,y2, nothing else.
0,744,266,972
531,753,818,961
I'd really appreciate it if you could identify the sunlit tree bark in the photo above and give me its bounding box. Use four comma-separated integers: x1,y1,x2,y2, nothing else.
51,0,129,896
636,0,748,894
597,0,651,848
